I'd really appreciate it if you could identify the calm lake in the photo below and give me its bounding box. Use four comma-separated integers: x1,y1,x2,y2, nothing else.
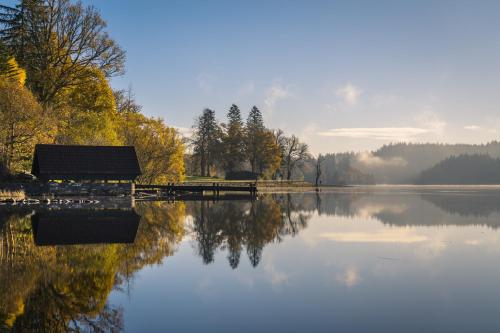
2,187,500,332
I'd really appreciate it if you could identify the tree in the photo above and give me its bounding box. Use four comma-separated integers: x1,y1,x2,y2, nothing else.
272,129,287,179
55,67,120,146
191,108,222,177
118,112,185,183
256,130,281,177
0,0,125,106
0,42,25,85
282,135,310,180
245,106,265,173
315,154,323,187
221,104,245,173
0,79,47,171
114,87,142,114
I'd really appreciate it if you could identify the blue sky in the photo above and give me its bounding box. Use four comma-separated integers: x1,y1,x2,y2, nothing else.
10,0,500,153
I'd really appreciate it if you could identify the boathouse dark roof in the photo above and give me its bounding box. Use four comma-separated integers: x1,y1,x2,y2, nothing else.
32,144,141,181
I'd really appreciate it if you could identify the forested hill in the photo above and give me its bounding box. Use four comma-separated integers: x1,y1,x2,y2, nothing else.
375,142,500,160
416,154,500,185
353,142,500,183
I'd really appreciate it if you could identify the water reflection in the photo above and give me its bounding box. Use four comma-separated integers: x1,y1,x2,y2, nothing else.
190,195,310,268
0,201,185,332
32,209,140,246
1,189,500,331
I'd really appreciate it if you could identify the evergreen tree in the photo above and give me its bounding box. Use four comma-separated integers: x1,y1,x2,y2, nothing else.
0,42,25,84
222,104,245,173
245,106,265,173
192,109,222,176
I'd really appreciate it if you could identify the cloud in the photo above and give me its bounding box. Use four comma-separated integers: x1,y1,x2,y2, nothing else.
369,93,399,108
318,127,429,140
264,81,290,111
237,81,255,97
415,111,446,131
318,110,447,142
464,125,481,130
197,73,216,94
320,230,428,243
173,126,193,138
336,267,361,288
335,83,362,105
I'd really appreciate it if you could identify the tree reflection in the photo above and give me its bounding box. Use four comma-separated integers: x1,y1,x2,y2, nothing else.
189,194,312,268
0,194,313,331
0,201,186,332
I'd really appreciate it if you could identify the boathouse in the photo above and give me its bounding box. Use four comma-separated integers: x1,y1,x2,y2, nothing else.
31,144,141,182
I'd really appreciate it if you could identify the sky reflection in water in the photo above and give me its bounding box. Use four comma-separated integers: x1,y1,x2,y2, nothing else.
2,189,500,332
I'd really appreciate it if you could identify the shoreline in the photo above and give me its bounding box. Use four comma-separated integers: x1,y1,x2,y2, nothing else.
3,182,500,200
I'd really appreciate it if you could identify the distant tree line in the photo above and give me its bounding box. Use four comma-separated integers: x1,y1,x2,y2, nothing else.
358,142,500,184
416,154,500,185
304,142,500,185
190,105,311,180
0,0,184,183
302,153,375,185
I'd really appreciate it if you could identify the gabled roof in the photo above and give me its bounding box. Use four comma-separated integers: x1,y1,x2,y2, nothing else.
32,144,141,181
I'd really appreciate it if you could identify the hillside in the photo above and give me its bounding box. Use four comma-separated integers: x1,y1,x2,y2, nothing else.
354,142,500,183
416,154,500,184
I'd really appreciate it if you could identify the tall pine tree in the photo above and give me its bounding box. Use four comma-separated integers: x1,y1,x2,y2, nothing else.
222,104,245,173
245,106,265,173
192,108,221,176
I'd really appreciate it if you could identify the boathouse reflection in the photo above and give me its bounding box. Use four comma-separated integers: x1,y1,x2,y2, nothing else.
31,209,140,246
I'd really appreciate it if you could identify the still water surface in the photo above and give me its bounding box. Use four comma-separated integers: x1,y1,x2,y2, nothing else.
2,188,500,332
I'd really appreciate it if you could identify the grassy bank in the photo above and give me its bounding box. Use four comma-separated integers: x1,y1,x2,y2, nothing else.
182,178,316,192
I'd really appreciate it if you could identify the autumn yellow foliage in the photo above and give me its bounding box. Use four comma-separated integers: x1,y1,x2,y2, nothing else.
0,57,26,86
118,112,185,183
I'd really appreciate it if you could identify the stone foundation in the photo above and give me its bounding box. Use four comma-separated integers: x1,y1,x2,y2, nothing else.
0,182,135,197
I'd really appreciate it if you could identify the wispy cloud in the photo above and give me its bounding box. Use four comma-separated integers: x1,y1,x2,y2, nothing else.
415,111,446,132
319,110,447,141
335,83,362,105
264,80,290,112
464,125,481,130
318,127,429,140
237,81,255,97
197,72,216,94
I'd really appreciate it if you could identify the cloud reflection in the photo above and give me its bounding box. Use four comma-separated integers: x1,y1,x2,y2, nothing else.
336,267,361,288
320,230,428,243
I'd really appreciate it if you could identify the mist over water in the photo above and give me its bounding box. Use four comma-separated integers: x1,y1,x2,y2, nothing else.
2,188,500,332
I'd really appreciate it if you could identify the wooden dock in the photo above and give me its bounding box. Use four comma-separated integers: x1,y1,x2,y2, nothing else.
135,182,258,197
